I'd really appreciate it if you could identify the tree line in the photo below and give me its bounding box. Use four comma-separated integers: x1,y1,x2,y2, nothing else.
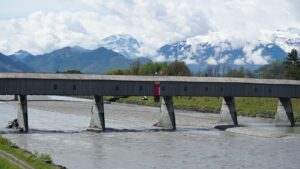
106,60,192,76
253,49,300,80
200,49,300,80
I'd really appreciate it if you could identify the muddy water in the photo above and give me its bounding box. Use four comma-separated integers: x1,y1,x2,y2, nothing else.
0,96,300,169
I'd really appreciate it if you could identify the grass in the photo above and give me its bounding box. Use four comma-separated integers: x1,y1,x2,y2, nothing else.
114,96,300,122
0,156,21,169
0,135,60,169
79,95,300,122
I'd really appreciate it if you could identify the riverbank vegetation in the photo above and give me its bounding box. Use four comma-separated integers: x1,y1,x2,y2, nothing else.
0,155,20,169
111,96,300,122
0,135,62,169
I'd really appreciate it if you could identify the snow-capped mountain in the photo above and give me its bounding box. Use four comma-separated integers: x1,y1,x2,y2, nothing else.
158,29,299,72
98,34,142,59
268,28,300,52
2,28,299,74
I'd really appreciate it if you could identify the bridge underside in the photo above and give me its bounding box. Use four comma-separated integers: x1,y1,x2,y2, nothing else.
14,95,295,132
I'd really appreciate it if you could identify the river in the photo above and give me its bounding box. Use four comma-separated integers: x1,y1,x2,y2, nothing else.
0,95,300,169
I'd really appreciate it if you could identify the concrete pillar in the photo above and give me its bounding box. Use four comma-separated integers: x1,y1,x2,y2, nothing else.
17,95,28,132
156,96,176,130
14,95,18,101
219,96,238,126
89,95,105,131
274,98,294,127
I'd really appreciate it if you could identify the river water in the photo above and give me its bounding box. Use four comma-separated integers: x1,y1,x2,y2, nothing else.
0,96,300,169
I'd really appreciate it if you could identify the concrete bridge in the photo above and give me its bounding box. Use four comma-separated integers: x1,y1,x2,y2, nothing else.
0,73,299,132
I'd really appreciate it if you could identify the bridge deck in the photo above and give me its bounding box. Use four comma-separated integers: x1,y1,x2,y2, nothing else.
0,73,299,85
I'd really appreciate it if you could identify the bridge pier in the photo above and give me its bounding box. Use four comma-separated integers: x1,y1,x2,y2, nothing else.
219,96,238,126
156,96,176,130
17,95,28,132
89,95,105,131
274,98,294,127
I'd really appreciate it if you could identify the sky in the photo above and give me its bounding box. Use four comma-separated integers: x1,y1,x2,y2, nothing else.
0,0,299,56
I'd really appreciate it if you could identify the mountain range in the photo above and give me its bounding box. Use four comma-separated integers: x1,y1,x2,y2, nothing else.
0,52,33,72
158,32,288,72
9,47,137,73
0,28,299,74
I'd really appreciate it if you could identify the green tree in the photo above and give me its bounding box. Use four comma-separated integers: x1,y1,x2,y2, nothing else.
105,60,191,76
254,60,285,79
286,49,299,64
56,70,82,74
285,49,300,80
165,60,191,76
106,69,125,75
139,61,167,75
127,59,142,75
226,67,252,78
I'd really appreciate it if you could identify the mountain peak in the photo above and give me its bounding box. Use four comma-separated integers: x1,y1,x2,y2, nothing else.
46,46,87,57
269,28,300,52
14,50,32,56
102,34,136,41
13,50,33,60
99,34,142,59
72,45,88,52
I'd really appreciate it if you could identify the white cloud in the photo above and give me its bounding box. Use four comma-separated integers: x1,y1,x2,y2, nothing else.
243,46,269,65
0,11,99,54
234,58,245,65
0,40,10,54
206,56,218,65
219,55,229,64
154,55,166,62
0,0,299,56
183,58,197,65
138,45,158,58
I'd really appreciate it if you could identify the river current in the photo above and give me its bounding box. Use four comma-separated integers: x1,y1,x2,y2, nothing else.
0,96,300,169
